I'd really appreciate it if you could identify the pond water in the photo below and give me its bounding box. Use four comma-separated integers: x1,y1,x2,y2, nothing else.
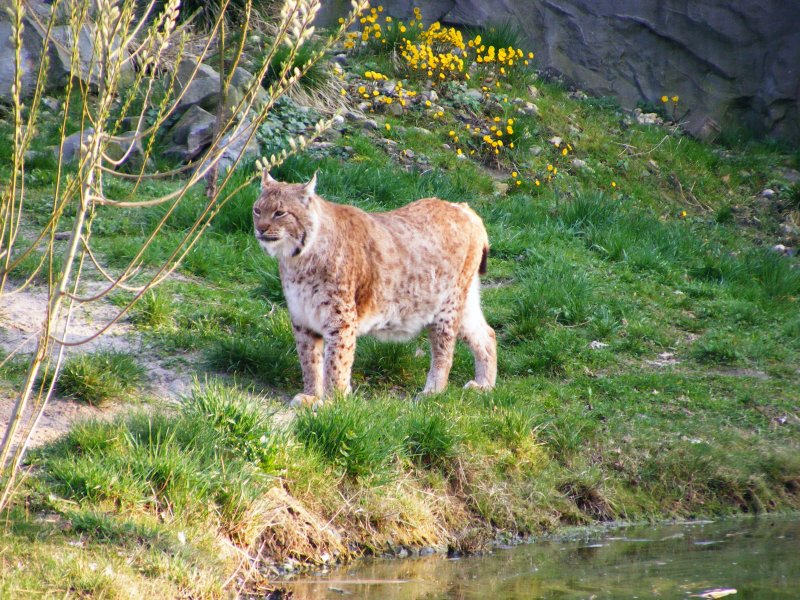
277,517,800,599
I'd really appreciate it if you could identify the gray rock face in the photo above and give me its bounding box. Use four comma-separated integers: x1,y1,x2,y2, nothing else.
318,0,800,142
0,13,134,101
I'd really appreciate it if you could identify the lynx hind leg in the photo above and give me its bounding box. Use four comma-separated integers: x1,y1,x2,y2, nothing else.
460,275,497,391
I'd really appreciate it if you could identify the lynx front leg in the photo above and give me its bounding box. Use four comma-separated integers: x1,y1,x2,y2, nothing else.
290,325,323,409
323,321,357,397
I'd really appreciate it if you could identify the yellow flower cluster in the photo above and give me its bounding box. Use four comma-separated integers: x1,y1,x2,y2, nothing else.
364,70,388,81
347,6,535,88
401,31,466,82
344,5,386,48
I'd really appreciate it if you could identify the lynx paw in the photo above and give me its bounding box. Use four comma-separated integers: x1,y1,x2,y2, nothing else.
463,380,493,392
290,393,324,410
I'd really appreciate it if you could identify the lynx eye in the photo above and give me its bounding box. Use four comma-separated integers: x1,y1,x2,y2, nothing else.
253,206,261,216
273,210,287,219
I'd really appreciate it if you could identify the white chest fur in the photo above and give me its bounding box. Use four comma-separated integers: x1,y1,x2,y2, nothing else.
283,280,326,334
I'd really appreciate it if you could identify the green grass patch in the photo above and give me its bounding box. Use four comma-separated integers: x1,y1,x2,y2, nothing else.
56,351,146,406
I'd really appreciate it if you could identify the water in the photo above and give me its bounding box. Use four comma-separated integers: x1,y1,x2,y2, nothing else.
278,517,800,599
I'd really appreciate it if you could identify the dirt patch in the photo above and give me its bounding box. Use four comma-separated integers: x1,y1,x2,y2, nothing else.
1,284,194,447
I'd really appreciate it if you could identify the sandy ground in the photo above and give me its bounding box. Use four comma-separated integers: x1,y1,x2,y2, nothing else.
0,283,194,448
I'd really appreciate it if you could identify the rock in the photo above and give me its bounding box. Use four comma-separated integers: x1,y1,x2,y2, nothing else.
465,88,483,102
635,110,661,126
530,145,543,156
527,85,540,99
778,168,800,184
759,188,777,199
175,59,224,113
571,158,591,171
589,340,609,350
0,17,135,102
772,244,794,256
387,102,404,116
519,101,539,116
332,53,348,64
42,97,60,111
362,118,379,130
105,131,143,167
48,23,135,90
230,66,268,106
409,126,432,136
494,182,510,194
687,115,721,143
167,104,217,160
58,128,94,163
202,118,259,174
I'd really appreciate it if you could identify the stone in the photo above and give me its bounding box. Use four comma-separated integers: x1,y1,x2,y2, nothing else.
465,88,483,102
387,102,404,116
42,97,60,111
175,59,223,113
519,101,539,116
105,131,143,167
201,118,259,174
362,119,379,130
58,128,94,163
571,158,591,171
760,188,777,199
167,104,217,160
48,23,135,90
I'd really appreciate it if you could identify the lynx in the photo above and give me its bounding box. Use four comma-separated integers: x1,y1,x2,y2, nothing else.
253,171,497,407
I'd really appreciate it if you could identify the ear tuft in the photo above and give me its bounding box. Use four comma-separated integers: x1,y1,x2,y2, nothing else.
304,170,318,196
261,169,275,188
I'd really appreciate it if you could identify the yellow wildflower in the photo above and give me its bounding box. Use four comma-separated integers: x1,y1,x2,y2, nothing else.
661,95,668,103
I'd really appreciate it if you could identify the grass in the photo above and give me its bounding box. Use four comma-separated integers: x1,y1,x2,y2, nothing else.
2,18,800,598
56,351,146,406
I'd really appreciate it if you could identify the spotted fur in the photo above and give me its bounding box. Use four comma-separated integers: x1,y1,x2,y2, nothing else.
253,172,497,407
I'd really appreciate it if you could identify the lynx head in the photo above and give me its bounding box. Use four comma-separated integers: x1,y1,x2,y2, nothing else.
253,171,319,258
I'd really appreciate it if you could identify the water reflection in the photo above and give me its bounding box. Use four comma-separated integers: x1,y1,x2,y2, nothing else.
278,517,799,599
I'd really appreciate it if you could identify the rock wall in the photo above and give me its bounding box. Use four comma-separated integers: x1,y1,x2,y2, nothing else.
318,0,800,142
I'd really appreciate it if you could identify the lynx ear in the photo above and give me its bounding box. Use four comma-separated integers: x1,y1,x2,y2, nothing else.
261,169,275,188
301,171,318,206
304,171,317,195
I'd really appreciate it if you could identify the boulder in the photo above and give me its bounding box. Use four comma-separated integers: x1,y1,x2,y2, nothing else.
0,14,134,102
174,59,258,115
104,130,144,167
200,118,259,174
166,104,218,160
57,128,93,163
